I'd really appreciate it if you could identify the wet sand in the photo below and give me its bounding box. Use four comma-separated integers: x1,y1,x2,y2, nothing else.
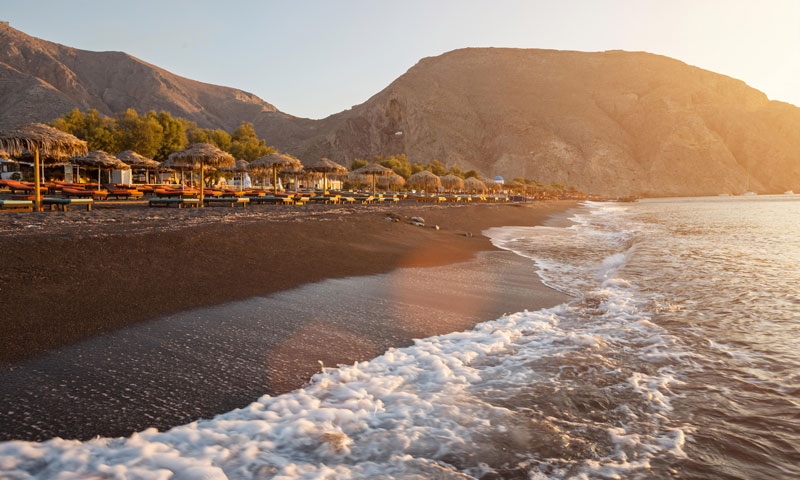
0,200,575,441
0,201,575,364
0,250,571,441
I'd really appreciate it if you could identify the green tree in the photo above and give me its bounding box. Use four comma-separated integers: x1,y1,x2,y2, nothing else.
51,108,115,152
464,169,479,179
447,165,466,178
188,127,232,151
425,159,447,176
410,163,424,174
375,153,412,179
154,111,189,160
114,109,164,158
350,158,368,170
228,122,275,161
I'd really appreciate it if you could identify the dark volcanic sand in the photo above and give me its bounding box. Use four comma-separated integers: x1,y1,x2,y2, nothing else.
0,200,575,441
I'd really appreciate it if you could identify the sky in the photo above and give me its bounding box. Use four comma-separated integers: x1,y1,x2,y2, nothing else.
2,0,799,119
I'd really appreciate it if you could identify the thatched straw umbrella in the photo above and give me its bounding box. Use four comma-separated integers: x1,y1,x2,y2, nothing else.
483,178,501,192
70,151,130,190
407,170,442,193
278,166,304,192
116,150,159,184
378,172,406,191
160,156,191,187
167,143,234,205
0,149,9,160
504,180,525,193
304,157,347,192
352,163,393,194
464,177,487,193
344,172,370,190
223,159,249,190
440,174,465,192
248,153,301,195
0,123,87,211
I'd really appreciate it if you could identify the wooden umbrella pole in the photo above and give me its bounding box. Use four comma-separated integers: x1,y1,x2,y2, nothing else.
33,148,41,212
273,167,278,195
97,167,101,190
200,162,205,207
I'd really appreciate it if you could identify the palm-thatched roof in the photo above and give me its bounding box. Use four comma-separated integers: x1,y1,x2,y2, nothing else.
504,180,525,191
377,173,406,187
0,123,87,163
70,151,131,169
160,157,193,170
304,157,347,174
116,150,159,169
0,149,9,160
167,143,235,169
483,178,501,191
279,166,304,175
224,159,250,173
407,170,442,190
464,177,487,192
345,172,370,186
248,153,301,174
353,163,393,176
440,174,465,190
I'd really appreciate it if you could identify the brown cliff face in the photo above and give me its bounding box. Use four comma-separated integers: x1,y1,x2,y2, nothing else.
3,25,799,196
287,48,800,196
0,24,284,131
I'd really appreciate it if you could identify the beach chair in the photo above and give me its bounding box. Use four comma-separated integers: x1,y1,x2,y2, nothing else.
253,196,294,205
41,197,93,212
107,188,144,200
4,180,36,194
203,197,250,207
0,199,34,212
148,198,200,208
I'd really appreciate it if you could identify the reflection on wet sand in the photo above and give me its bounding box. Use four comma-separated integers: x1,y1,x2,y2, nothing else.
0,250,568,441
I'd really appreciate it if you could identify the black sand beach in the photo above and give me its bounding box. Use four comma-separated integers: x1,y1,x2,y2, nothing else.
0,201,575,441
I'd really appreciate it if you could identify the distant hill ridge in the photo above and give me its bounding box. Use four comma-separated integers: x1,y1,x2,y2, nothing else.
0,23,284,130
2,23,800,196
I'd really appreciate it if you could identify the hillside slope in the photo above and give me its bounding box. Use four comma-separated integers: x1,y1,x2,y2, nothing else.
287,48,800,196
3,24,799,196
0,23,292,132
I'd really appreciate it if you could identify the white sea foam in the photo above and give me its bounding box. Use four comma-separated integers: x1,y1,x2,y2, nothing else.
1,202,693,479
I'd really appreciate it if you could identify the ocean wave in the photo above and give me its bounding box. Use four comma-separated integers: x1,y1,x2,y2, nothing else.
1,202,693,479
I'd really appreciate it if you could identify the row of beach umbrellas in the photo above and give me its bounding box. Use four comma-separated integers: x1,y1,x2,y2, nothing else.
0,123,505,211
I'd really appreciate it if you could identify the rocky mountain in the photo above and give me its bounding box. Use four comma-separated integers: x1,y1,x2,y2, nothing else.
290,48,800,196
0,23,300,133
3,22,799,196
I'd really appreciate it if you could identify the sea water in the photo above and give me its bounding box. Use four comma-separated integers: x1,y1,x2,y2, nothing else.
1,196,799,479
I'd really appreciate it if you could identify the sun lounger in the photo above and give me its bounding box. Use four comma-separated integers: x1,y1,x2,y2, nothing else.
62,187,107,199
155,189,198,199
220,190,245,197
308,196,340,204
203,197,250,207
248,196,294,205
3,180,36,194
107,189,144,200
0,199,34,212
41,197,93,212
148,198,200,208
